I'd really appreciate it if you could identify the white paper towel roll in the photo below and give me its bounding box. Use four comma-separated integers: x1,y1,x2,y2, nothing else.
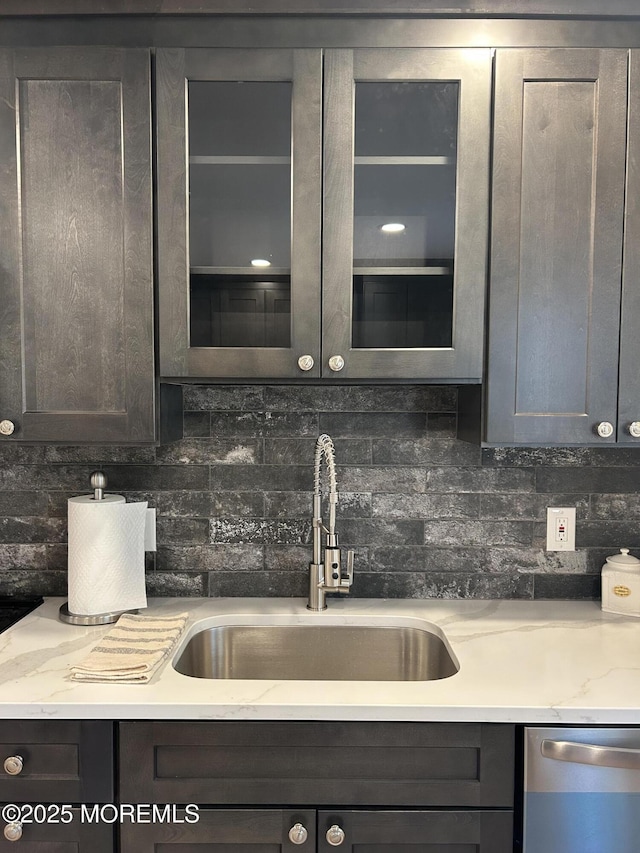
67,494,148,616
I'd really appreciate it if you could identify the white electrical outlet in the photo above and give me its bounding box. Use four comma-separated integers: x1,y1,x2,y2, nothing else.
144,507,157,552
546,507,576,551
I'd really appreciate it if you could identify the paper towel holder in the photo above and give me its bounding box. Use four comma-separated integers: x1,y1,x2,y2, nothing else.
59,471,141,626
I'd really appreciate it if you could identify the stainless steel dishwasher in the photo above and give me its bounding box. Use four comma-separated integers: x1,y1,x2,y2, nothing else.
523,726,640,852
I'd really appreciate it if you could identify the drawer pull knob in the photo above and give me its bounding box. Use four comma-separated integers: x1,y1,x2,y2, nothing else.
297,355,315,372
328,355,345,372
3,756,23,776
3,821,22,842
596,421,614,438
0,420,15,436
629,421,640,438
288,823,308,844
326,825,345,846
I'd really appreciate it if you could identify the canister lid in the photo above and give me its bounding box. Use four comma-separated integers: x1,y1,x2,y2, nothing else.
605,548,640,567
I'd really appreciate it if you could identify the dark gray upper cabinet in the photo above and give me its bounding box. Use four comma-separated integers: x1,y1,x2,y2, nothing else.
485,48,630,445
0,47,156,443
618,50,640,444
156,47,491,382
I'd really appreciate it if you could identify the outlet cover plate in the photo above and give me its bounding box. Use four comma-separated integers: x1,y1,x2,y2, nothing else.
546,506,576,551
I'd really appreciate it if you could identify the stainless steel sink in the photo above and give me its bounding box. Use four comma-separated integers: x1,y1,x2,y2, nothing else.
173,622,458,681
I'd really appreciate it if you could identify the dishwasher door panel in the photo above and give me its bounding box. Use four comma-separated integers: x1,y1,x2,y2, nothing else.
524,727,640,853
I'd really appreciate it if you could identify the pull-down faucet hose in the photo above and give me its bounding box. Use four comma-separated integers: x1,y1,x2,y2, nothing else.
314,433,338,536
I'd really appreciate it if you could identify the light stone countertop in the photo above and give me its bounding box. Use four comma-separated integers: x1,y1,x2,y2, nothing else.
0,596,639,723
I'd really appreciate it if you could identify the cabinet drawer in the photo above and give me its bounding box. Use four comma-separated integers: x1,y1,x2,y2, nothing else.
0,721,113,803
119,721,514,808
317,810,513,853
0,811,113,852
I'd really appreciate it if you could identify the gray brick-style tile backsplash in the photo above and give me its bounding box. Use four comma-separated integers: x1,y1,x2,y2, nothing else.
1,384,639,601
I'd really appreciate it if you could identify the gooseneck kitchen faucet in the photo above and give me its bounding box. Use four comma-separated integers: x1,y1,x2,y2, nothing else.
308,434,354,611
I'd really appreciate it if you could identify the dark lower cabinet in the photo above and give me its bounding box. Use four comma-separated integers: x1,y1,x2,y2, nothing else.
118,721,515,853
0,721,114,852
0,720,514,852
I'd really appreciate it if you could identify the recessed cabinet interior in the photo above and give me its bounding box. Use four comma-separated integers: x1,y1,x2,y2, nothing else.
156,47,491,382
484,47,640,445
0,47,159,443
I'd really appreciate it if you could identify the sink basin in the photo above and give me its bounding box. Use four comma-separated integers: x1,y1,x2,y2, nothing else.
173,620,458,681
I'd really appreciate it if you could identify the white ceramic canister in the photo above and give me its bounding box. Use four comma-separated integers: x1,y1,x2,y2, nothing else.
601,548,640,617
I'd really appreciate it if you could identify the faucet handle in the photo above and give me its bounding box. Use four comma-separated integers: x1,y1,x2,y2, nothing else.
342,549,355,588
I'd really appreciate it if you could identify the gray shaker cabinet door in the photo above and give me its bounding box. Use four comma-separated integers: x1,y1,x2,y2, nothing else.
486,49,628,445
0,47,155,443
618,49,640,445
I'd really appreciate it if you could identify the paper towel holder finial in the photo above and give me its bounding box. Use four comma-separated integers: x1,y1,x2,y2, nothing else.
90,471,107,501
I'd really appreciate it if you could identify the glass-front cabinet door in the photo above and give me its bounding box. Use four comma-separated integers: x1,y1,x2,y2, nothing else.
323,49,491,380
156,47,490,381
157,48,322,379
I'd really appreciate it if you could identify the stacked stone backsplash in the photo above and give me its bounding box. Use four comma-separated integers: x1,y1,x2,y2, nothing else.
1,384,639,600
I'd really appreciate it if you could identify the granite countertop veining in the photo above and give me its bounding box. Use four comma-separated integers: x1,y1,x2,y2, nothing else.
0,597,639,723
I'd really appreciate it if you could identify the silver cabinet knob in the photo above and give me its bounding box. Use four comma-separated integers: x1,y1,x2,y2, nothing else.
328,355,345,372
297,355,315,372
629,421,640,438
0,419,15,436
326,825,345,846
3,755,23,775
596,421,614,438
3,822,22,842
288,823,308,845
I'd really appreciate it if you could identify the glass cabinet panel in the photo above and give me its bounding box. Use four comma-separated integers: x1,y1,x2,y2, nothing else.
352,82,458,350
188,81,292,348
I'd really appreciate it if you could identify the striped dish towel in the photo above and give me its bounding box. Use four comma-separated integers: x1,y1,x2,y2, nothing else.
70,612,188,683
